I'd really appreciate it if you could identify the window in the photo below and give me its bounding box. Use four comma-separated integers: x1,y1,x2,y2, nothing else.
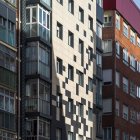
130,136,136,140
88,16,93,30
116,41,120,57
130,30,135,44
103,69,112,85
68,132,73,140
79,103,83,117
8,21,15,46
68,98,73,113
130,81,136,97
79,39,84,54
88,77,93,91
123,22,128,37
130,55,136,70
104,16,112,27
77,70,84,86
88,47,93,61
115,71,120,87
116,100,120,116
0,88,15,114
68,0,74,14
57,57,63,75
68,64,74,81
123,105,128,120
137,61,140,72
103,40,112,53
57,22,63,40
97,0,103,7
79,7,84,23
88,3,91,10
88,108,93,121
0,130,16,140
116,13,120,29
57,0,63,5
123,132,129,140
79,135,83,140
123,49,128,64
68,31,74,47
26,6,50,42
137,36,140,47
103,127,112,140
115,129,120,140
96,23,102,38
39,120,50,138
56,128,62,140
96,53,102,67
137,86,140,98
123,77,128,93
130,108,136,123
103,99,112,113
56,93,62,108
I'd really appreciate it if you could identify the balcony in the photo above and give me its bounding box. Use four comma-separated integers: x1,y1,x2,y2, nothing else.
96,65,102,80
26,0,51,9
25,97,50,115
96,3,103,24
96,93,102,109
96,36,103,52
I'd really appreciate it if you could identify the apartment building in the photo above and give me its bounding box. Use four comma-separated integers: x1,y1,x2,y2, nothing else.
102,0,140,140
51,0,98,140
0,0,17,139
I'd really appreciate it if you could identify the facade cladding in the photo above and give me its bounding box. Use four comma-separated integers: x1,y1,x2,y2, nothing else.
103,0,140,140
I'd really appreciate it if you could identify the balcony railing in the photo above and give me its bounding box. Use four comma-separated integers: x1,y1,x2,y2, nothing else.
25,97,50,115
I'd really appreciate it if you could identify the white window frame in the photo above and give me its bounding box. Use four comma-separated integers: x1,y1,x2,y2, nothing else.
116,13,120,30
123,105,128,120
123,22,128,37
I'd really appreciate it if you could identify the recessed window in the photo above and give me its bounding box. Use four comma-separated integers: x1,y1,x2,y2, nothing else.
103,69,112,85
79,39,84,54
88,47,93,61
68,64,74,81
68,31,74,47
76,24,79,31
116,41,120,57
56,128,62,140
130,81,136,97
123,105,128,120
79,135,83,140
88,77,93,91
137,36,140,47
123,77,128,93
103,99,112,113
68,131,73,140
57,22,63,40
78,103,83,117
57,0,63,5
88,3,91,10
123,49,128,65
130,55,136,70
68,0,74,14
103,127,112,140
88,108,93,121
103,40,112,54
116,13,120,30
116,100,120,116
56,93,62,108
130,30,135,44
123,22,128,37
57,57,63,75
115,71,120,87
88,16,93,30
68,98,73,113
104,16,112,27
77,70,84,86
79,7,84,23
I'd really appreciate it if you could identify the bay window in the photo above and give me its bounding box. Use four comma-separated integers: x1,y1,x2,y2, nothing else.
26,5,50,42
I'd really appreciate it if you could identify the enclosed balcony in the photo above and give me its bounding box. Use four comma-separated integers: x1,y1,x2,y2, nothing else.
96,80,102,108
96,3,103,24
25,79,50,116
96,65,102,80
26,5,51,43
26,0,51,9
26,42,50,79
96,36,103,52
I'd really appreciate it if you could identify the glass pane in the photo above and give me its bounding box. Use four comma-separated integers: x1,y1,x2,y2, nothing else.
32,8,37,22
0,95,4,109
39,8,42,24
26,9,30,23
